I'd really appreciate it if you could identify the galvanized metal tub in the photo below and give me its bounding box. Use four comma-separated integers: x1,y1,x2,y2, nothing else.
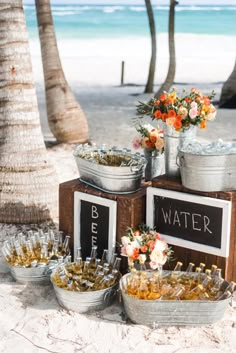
51,276,118,313
120,273,231,327
10,265,50,284
178,150,236,192
164,125,197,178
74,145,145,194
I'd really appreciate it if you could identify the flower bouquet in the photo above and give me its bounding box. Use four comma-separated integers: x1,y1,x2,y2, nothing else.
121,224,172,270
133,124,165,180
136,88,217,132
132,124,164,153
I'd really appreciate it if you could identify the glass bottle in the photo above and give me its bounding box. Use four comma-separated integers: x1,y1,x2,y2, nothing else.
186,262,195,272
101,249,108,265
89,246,98,271
61,235,70,256
199,262,206,272
2,245,15,265
137,278,149,299
211,264,218,277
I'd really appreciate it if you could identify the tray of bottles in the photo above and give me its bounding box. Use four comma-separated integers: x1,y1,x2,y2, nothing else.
120,263,235,327
2,230,70,284
51,248,121,313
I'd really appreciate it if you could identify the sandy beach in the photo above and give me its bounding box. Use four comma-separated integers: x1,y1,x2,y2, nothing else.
0,80,236,352
1,3,236,351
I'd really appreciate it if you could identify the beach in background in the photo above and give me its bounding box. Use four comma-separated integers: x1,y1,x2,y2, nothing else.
0,3,236,353
24,3,236,147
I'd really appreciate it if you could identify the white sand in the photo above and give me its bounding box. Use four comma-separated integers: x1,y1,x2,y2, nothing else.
1,34,236,353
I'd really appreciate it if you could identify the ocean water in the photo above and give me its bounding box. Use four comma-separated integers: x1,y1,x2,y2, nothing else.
24,4,236,39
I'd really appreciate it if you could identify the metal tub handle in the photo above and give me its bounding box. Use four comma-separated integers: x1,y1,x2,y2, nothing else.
176,152,185,168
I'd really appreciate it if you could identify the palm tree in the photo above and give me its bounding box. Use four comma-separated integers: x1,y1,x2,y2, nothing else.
154,0,178,98
35,0,89,143
144,0,156,93
219,59,236,108
0,0,57,223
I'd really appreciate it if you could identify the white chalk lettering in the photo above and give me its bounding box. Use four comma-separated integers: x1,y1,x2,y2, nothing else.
91,222,98,234
92,235,97,247
192,213,201,231
180,211,191,228
173,210,181,227
91,205,99,219
161,208,172,224
204,215,212,234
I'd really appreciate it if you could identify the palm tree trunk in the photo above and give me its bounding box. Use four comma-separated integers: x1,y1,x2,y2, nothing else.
0,0,57,223
219,59,236,108
35,0,89,143
144,0,156,94
154,0,177,99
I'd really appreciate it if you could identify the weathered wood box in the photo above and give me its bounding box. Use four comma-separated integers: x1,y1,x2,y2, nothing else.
59,179,147,271
152,175,236,282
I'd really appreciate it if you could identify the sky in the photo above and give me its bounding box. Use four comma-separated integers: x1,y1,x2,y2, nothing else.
24,0,236,5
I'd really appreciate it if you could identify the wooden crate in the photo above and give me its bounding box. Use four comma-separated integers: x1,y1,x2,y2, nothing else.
59,179,147,270
152,175,236,282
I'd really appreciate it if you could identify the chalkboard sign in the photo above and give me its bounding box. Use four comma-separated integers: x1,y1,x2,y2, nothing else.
147,187,231,257
74,192,117,260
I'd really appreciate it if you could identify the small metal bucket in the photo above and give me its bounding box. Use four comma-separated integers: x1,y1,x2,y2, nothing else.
178,150,236,192
120,273,231,327
164,125,197,178
144,150,165,181
51,275,118,313
10,265,50,284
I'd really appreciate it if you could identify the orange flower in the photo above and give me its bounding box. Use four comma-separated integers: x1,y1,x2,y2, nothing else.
154,110,162,119
200,120,207,129
176,114,183,121
131,248,140,261
140,245,148,253
161,113,168,121
134,230,141,237
168,109,176,118
185,97,191,103
159,93,167,102
155,99,160,105
147,240,155,252
174,119,182,130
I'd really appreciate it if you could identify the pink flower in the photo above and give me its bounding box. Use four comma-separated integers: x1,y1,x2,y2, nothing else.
132,137,141,149
190,101,198,109
189,108,198,119
150,250,167,269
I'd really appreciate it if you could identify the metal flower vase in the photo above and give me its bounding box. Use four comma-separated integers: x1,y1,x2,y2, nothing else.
144,150,165,181
164,125,197,177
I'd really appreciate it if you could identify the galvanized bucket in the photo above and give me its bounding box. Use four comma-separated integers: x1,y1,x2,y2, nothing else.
51,275,118,313
144,150,165,181
178,150,236,192
74,146,145,194
120,273,231,327
164,125,197,178
10,265,50,284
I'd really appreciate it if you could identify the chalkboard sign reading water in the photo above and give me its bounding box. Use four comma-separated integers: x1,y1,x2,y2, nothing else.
74,192,117,261
147,188,231,257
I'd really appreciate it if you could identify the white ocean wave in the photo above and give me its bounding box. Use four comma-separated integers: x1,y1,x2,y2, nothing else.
103,7,124,13
129,7,145,12
52,11,77,16
175,6,235,11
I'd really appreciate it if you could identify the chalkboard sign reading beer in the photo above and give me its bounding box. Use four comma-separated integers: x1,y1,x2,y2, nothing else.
74,192,117,260
147,187,231,257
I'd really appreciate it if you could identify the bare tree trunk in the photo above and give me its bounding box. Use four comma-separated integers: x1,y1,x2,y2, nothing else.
0,0,57,223
144,0,156,94
154,0,177,99
219,59,236,108
35,0,89,143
